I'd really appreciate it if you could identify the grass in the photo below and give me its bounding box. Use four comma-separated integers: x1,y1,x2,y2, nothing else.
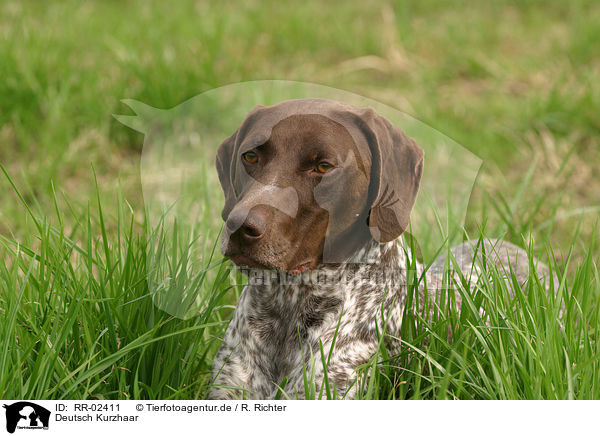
354,234,600,400
0,167,235,399
0,0,599,399
1,166,598,399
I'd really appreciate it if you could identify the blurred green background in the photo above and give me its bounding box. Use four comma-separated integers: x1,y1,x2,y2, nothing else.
1,0,599,253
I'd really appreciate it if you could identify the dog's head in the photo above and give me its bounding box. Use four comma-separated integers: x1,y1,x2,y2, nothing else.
216,99,423,274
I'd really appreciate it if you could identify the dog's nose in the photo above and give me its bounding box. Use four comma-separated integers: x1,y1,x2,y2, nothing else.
226,209,267,240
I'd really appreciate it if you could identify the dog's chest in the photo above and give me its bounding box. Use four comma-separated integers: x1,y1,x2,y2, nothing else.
215,239,411,398
244,281,344,384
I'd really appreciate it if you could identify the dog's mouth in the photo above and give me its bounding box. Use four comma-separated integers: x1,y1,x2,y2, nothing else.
287,260,312,275
230,254,272,270
229,253,314,275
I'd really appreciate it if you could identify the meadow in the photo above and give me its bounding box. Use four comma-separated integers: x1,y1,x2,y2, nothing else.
0,0,599,399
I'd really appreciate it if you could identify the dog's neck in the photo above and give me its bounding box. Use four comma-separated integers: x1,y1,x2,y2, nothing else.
240,236,412,301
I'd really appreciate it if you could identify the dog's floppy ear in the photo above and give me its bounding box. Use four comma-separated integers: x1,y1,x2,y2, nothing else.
216,105,267,221
215,129,238,221
362,109,424,242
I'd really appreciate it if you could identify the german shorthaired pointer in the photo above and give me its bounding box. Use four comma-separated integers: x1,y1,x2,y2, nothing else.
208,99,553,399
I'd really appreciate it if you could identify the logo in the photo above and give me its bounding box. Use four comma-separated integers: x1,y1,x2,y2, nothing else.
114,81,482,320
2,402,50,434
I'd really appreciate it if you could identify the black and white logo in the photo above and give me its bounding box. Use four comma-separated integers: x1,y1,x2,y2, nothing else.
2,402,50,434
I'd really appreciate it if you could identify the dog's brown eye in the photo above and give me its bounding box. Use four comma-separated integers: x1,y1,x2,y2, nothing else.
316,162,334,173
242,151,258,163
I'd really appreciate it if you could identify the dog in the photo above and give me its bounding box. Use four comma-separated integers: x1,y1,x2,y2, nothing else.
207,98,554,399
